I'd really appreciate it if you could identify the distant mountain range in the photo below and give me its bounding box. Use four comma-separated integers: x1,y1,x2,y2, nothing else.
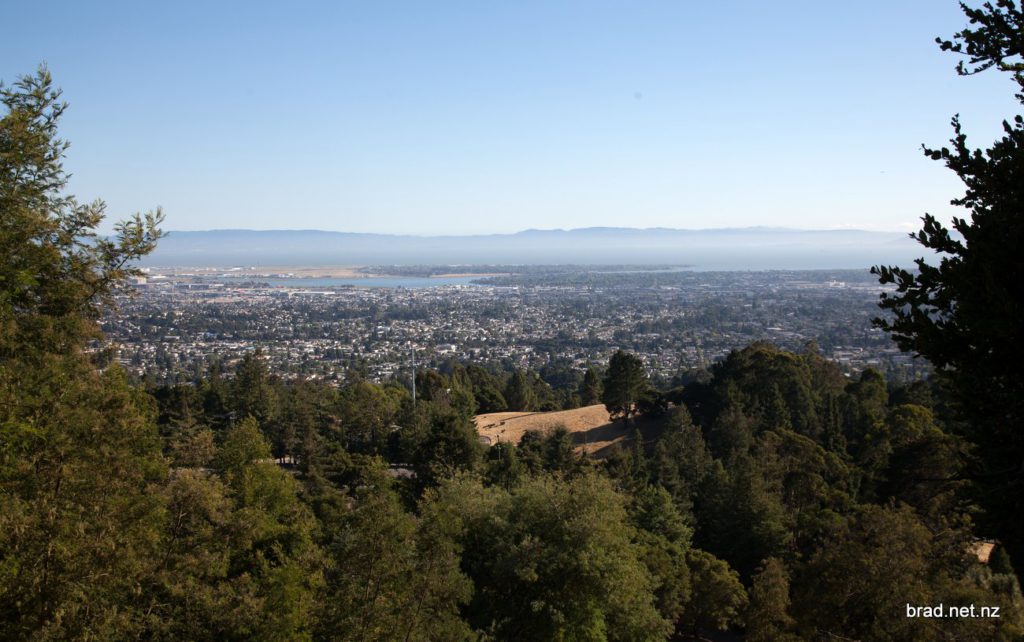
141,227,924,270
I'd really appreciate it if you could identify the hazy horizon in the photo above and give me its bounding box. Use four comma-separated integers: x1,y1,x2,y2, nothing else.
157,223,920,235
4,1,1018,237
141,226,924,270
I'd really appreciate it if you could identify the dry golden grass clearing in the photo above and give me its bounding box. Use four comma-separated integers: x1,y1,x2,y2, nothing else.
475,404,662,457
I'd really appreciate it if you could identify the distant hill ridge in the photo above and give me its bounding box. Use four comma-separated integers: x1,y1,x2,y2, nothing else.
142,226,922,270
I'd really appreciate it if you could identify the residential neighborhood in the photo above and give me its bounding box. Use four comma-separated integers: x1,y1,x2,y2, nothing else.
103,267,925,384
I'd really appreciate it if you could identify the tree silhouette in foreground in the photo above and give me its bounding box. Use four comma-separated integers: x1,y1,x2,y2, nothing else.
872,0,1024,571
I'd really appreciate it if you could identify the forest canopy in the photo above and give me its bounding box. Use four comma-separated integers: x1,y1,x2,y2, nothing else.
3,2,1024,639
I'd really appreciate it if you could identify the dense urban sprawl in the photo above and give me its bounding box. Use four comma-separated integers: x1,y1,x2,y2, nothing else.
103,267,924,385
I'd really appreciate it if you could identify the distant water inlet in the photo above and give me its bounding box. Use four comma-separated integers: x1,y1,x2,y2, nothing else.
214,275,482,288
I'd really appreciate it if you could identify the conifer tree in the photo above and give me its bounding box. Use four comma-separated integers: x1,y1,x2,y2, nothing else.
580,366,603,406
872,0,1024,567
602,350,648,421
0,67,166,638
504,369,537,411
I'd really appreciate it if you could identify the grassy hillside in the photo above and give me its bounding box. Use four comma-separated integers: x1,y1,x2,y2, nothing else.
475,404,665,457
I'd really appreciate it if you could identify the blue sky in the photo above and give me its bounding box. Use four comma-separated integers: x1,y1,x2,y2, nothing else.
2,1,1019,235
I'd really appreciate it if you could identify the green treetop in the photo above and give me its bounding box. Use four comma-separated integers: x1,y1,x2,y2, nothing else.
602,350,649,422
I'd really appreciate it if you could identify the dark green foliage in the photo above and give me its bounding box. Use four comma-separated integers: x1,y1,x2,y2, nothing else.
168,425,217,468
753,429,852,549
316,482,472,642
148,427,324,641
580,366,603,406
873,0,1024,568
517,426,582,476
413,369,448,406
216,417,273,473
335,379,405,455
991,545,1018,577
503,370,537,411
744,558,800,642
1,365,167,640
483,441,525,489
841,369,894,498
0,69,164,363
636,388,668,417
706,394,755,462
879,404,967,521
793,504,1023,641
198,362,233,429
410,410,482,489
680,549,748,635
710,344,822,439
230,351,279,430
0,67,168,639
466,364,507,413
275,380,328,464
144,469,234,640
694,457,790,580
649,406,711,518
629,486,693,627
602,350,649,421
424,473,673,642
532,374,561,411
604,427,649,493
218,425,322,640
444,363,480,418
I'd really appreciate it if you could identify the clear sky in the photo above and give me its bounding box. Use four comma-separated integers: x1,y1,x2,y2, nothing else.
2,1,1019,235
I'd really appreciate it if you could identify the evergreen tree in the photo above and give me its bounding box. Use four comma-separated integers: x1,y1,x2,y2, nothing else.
629,486,694,627
467,364,508,413
650,406,711,518
410,410,482,488
872,0,1024,568
745,558,799,642
213,420,324,641
580,366,603,406
317,481,471,642
0,67,166,639
694,457,789,580
336,379,404,455
504,370,536,411
483,441,525,490
230,351,279,431
602,351,648,422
